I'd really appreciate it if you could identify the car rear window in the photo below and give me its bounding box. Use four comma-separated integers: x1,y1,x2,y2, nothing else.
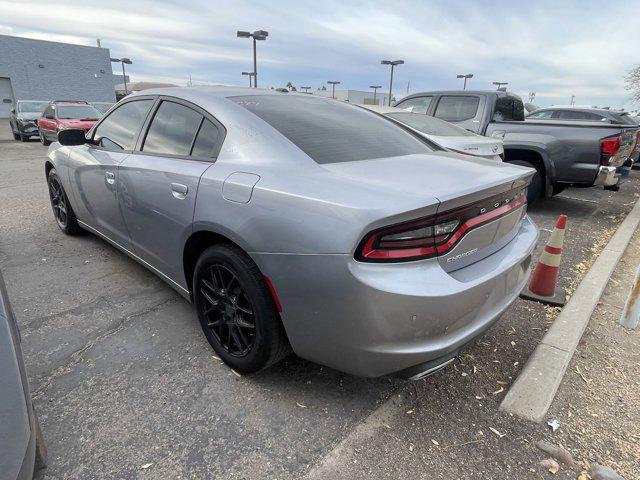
231,95,432,164
385,112,475,137
57,105,101,120
434,96,479,122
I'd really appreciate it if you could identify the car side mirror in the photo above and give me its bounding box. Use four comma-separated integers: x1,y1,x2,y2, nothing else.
58,129,87,146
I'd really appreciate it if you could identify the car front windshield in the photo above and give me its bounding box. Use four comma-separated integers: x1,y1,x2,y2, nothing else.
18,101,48,113
385,112,475,137
57,105,101,120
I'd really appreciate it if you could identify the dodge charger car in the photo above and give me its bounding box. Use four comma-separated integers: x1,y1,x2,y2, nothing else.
45,87,538,379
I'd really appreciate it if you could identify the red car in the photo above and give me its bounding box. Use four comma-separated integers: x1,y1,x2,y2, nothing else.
37,101,101,146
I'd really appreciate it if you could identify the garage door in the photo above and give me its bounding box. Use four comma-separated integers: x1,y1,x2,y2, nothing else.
0,78,15,118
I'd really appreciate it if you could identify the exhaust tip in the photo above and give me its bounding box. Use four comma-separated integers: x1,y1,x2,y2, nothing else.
396,351,458,381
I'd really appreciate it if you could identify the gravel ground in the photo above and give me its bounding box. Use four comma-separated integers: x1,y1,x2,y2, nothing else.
0,120,638,479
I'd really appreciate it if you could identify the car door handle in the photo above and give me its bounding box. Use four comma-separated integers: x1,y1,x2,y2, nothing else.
105,171,115,185
171,182,188,199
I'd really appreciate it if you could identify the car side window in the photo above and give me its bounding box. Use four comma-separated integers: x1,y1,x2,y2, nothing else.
191,119,221,158
44,106,54,119
434,96,479,122
527,110,553,119
142,101,203,156
395,96,432,114
93,99,153,151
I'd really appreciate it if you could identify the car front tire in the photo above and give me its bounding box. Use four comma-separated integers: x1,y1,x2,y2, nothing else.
193,244,290,374
39,129,51,146
47,169,82,235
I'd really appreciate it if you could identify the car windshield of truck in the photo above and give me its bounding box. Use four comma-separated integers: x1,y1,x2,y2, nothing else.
18,101,48,113
385,112,475,137
57,105,101,120
232,95,434,164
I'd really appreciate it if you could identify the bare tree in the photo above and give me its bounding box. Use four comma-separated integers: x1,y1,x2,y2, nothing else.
625,66,640,102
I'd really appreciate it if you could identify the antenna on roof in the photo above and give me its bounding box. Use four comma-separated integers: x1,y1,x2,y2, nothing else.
96,38,101,48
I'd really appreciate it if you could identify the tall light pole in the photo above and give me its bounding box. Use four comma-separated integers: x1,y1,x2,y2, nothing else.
110,57,132,95
241,71,255,87
237,30,268,88
456,73,473,90
370,85,382,104
381,59,404,106
492,81,508,91
570,95,575,106
300,86,311,94
327,80,340,99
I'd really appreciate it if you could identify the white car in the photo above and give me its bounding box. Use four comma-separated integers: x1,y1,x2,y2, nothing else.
362,104,504,162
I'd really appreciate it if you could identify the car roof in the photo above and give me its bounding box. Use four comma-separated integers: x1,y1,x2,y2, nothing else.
359,104,411,114
401,90,517,97
133,85,289,100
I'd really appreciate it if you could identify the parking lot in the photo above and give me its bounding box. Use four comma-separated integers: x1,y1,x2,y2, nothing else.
1,120,638,479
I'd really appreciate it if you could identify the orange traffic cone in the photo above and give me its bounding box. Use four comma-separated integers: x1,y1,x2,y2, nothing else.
520,214,567,307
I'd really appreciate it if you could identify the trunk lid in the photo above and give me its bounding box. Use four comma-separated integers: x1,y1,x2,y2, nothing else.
323,152,534,270
430,135,504,161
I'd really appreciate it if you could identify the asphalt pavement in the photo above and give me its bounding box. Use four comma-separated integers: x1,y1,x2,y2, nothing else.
1,120,637,479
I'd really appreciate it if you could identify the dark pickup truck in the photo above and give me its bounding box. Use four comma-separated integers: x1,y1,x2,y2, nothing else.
394,90,639,202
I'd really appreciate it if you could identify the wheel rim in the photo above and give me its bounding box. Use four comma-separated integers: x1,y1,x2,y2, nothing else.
48,177,68,228
198,264,256,357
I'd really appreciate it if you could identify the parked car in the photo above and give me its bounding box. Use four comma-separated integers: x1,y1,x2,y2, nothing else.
395,90,640,203
360,104,504,161
90,101,115,116
45,87,538,379
9,101,48,141
0,271,46,479
37,101,101,146
527,106,638,125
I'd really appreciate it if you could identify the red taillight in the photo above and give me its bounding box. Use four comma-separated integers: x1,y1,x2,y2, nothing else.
356,188,527,262
601,136,621,165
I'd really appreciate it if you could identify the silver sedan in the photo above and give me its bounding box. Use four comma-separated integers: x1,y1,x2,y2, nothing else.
45,87,538,378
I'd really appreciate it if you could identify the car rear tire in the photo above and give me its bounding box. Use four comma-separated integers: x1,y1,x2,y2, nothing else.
193,244,290,374
39,129,51,146
510,160,542,204
47,169,83,235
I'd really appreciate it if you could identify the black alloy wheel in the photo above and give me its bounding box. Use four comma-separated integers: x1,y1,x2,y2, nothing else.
47,169,82,235
193,244,290,373
200,264,256,357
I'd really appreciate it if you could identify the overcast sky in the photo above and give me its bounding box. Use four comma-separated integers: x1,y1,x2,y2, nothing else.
1,0,638,108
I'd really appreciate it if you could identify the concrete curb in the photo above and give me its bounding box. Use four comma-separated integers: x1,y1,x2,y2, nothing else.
500,196,640,422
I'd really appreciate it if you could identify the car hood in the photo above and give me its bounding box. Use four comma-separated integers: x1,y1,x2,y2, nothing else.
17,112,40,121
58,119,98,129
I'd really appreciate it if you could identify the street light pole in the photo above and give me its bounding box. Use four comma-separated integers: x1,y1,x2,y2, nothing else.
242,71,255,87
370,85,381,104
456,73,473,90
237,30,268,88
110,57,133,95
300,86,311,94
492,81,508,91
381,60,404,106
327,80,340,99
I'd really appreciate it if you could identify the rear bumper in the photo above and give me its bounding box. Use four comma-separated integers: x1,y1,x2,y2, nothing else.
594,165,621,188
252,215,538,377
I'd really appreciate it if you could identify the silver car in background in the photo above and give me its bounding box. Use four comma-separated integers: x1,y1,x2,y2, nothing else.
362,104,504,161
45,87,537,378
